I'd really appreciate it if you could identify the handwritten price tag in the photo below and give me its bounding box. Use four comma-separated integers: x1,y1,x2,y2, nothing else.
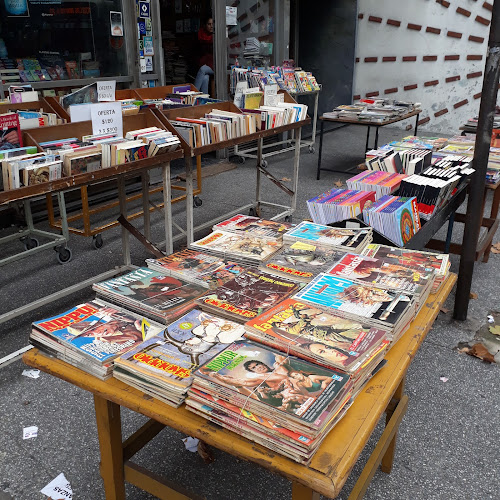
90,102,123,138
97,80,116,102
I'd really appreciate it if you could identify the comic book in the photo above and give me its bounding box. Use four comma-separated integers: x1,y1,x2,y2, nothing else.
283,221,372,253
293,274,416,337
92,267,206,323
361,244,450,293
244,298,389,373
260,241,345,282
146,249,246,288
327,253,434,297
31,301,163,365
213,214,293,241
191,340,351,432
114,309,245,395
189,230,281,264
196,268,300,323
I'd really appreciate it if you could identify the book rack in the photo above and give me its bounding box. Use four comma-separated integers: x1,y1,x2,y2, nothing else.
232,88,321,165
156,101,311,244
0,98,60,117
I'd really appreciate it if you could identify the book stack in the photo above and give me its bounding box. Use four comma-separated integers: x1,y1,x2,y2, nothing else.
244,298,389,386
146,249,246,289
213,214,293,241
365,148,432,174
186,340,353,464
283,221,373,254
170,109,256,147
14,109,63,130
307,188,375,224
362,244,450,294
327,253,435,309
2,152,62,190
398,158,474,220
326,99,420,122
386,136,448,152
92,267,206,324
242,102,308,130
30,300,164,380
293,274,416,343
189,231,281,265
362,195,421,246
113,309,245,407
195,268,300,323
260,241,345,283
346,172,407,200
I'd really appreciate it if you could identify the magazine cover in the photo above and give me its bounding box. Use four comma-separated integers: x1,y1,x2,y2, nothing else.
294,274,413,326
195,341,350,424
213,214,293,240
245,298,388,371
262,242,344,280
33,302,163,363
284,221,371,248
197,268,300,321
93,267,205,314
361,244,449,276
146,250,246,288
0,113,22,151
327,253,433,294
190,230,281,261
115,309,245,387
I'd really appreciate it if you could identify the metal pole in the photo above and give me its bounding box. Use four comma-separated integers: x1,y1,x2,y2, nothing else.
454,3,500,320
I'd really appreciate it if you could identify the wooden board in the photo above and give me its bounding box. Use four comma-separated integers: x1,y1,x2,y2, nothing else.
23,273,456,499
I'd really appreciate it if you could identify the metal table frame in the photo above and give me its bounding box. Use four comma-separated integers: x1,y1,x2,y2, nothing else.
232,90,320,166
316,110,420,179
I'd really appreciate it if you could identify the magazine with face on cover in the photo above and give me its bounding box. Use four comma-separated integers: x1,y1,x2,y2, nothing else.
213,214,293,240
196,268,300,322
244,298,388,372
194,340,351,425
293,274,415,327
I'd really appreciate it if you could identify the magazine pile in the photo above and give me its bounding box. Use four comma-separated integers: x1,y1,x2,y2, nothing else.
186,340,353,464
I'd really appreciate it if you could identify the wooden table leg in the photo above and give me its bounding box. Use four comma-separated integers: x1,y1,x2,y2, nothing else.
381,377,405,473
483,186,500,262
94,395,126,500
292,482,320,500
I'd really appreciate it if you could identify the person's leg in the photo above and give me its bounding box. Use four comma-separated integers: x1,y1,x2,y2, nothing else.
200,74,210,93
194,65,214,93
194,66,205,92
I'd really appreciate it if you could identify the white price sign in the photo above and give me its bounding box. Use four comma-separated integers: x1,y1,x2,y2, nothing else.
91,102,123,138
97,80,116,102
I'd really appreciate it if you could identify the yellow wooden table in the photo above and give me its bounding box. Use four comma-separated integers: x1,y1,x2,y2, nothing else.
23,274,456,500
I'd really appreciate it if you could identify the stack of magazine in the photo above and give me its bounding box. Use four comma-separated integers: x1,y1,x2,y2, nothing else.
293,274,416,344
186,340,353,464
92,267,206,324
30,300,164,380
113,309,245,407
283,221,373,254
146,249,246,289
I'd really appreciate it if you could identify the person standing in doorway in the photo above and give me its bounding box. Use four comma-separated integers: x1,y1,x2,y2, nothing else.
194,16,214,94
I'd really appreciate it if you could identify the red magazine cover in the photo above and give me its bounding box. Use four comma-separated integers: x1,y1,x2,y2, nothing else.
0,113,22,151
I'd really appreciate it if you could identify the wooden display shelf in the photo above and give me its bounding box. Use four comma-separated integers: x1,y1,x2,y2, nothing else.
22,274,456,500
0,98,60,116
134,83,199,101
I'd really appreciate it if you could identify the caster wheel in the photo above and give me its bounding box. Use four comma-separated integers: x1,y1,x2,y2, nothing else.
249,207,256,216
308,145,315,154
92,234,104,249
56,246,72,264
23,237,39,251
193,196,203,208
285,215,293,223
238,156,246,164
261,160,268,168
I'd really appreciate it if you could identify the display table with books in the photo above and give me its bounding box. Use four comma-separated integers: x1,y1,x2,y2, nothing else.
316,110,421,179
22,273,455,499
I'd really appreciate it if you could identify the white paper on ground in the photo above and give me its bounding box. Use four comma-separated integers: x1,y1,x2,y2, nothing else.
182,436,199,452
23,426,38,439
40,473,73,499
22,369,40,379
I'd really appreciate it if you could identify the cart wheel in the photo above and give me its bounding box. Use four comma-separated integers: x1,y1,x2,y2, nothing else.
261,160,268,169
56,246,72,264
285,215,293,223
92,234,104,249
308,145,315,154
23,237,39,251
249,207,256,216
193,196,203,208
238,156,246,164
